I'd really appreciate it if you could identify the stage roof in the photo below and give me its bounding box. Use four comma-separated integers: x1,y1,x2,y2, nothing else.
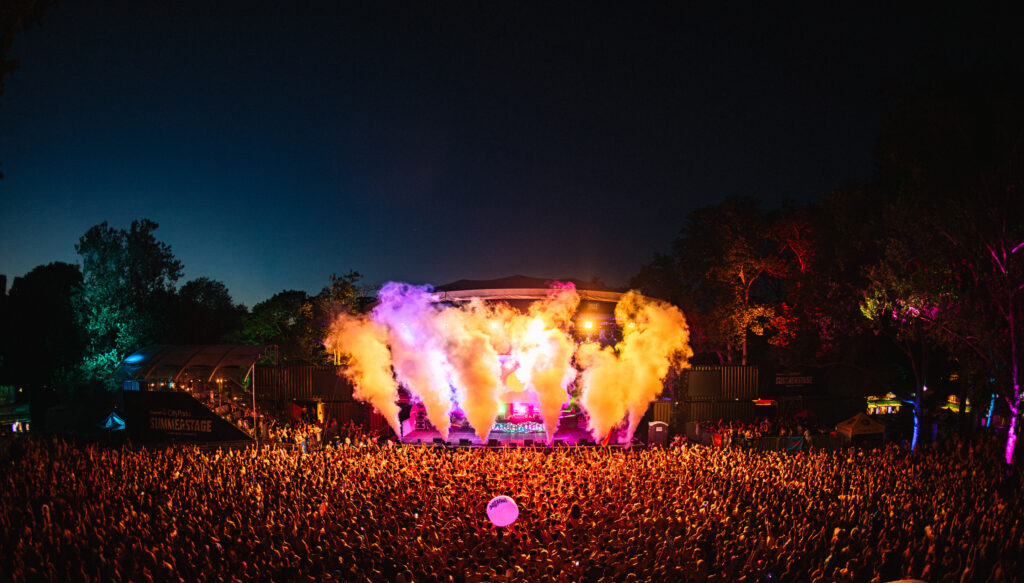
116,345,277,383
434,274,625,304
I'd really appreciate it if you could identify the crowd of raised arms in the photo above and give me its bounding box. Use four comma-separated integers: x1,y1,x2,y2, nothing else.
1,434,1022,583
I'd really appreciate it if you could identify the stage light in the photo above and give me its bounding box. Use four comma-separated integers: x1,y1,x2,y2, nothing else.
582,320,594,330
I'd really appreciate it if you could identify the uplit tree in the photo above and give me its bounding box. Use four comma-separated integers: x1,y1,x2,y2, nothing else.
860,234,955,451
634,198,823,366
867,69,1024,462
73,219,183,387
938,184,1024,463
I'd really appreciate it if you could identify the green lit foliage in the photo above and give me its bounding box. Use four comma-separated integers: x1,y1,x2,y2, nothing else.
73,219,182,386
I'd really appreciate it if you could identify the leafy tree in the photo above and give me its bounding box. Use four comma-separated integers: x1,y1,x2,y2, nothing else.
0,262,83,391
861,232,955,451
228,272,366,364
634,198,821,366
227,290,310,363
173,277,247,344
73,219,183,386
299,271,366,365
865,69,1024,461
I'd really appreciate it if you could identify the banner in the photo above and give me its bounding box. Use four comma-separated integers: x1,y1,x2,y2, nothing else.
123,390,252,443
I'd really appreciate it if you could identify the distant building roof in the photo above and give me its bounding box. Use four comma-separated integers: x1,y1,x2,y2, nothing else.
435,274,623,293
434,274,625,305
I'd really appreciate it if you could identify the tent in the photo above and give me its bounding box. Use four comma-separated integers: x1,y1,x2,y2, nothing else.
836,412,886,441
98,411,126,431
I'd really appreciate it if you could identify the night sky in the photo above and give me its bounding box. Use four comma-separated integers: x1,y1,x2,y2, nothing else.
0,2,1005,307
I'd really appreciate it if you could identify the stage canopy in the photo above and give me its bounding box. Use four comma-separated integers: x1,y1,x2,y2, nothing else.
115,345,277,385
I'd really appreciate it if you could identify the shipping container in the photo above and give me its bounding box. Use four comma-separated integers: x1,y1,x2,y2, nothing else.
680,400,758,424
254,365,355,402
684,365,759,400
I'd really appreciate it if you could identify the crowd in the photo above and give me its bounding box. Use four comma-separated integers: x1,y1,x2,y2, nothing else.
695,417,827,445
2,433,1022,582
181,383,255,436
262,417,375,450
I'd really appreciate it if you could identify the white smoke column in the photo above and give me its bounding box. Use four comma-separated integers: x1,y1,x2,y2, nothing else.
372,282,454,439
440,299,504,443
577,291,692,443
513,284,579,442
324,313,401,436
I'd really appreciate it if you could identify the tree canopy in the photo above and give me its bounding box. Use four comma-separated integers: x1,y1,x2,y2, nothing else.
73,219,183,386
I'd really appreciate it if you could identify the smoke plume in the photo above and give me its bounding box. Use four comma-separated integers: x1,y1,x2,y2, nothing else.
512,284,579,441
372,283,453,439
323,314,401,435
324,282,690,445
577,291,692,443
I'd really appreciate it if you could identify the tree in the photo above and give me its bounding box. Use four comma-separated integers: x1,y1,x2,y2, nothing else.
0,262,83,391
861,234,955,451
937,179,1024,464
866,69,1024,462
228,272,367,364
634,198,816,366
300,271,366,365
227,290,310,363
173,277,247,344
73,219,183,386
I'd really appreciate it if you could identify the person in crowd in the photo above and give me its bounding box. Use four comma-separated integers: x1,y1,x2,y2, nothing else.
0,432,1020,582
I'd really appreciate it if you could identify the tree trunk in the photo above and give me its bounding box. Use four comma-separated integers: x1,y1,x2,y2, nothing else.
1006,413,1018,466
1006,302,1020,465
906,338,926,452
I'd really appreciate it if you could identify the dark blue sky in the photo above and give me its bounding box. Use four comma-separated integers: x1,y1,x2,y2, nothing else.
0,2,1002,306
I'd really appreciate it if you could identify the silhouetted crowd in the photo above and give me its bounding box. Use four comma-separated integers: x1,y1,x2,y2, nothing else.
182,384,255,436
2,434,1022,582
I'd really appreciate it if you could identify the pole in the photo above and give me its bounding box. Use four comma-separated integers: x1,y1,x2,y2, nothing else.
246,362,257,445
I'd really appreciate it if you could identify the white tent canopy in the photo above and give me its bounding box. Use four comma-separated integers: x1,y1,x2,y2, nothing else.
836,412,886,441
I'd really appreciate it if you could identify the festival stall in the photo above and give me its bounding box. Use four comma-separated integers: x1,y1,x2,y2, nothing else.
836,412,886,443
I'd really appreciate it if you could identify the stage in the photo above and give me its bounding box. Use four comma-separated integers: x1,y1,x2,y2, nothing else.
399,426,633,447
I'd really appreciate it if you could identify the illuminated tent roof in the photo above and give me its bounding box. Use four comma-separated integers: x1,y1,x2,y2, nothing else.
116,345,277,383
98,411,125,431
